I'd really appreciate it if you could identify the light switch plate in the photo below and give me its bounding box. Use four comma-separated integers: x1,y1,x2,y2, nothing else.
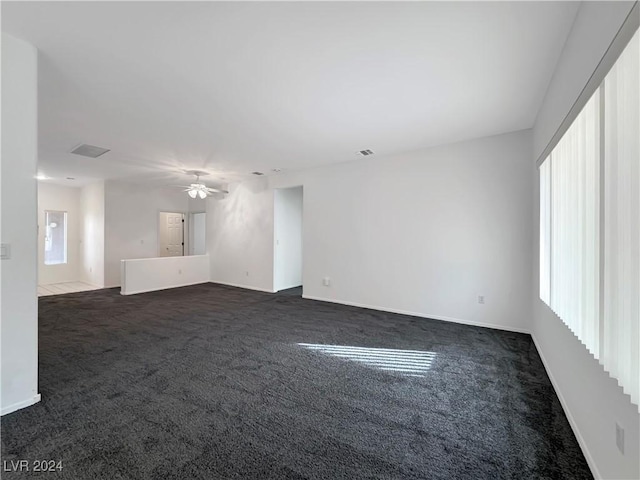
1,243,10,260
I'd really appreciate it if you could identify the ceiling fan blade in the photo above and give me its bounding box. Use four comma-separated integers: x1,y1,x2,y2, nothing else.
168,175,228,198
205,187,229,194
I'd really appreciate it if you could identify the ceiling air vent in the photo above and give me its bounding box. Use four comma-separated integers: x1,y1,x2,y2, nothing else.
357,149,375,156
71,144,110,158
252,171,264,176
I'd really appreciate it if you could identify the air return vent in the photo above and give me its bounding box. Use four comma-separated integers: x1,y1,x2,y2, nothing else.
71,144,110,158
357,149,375,156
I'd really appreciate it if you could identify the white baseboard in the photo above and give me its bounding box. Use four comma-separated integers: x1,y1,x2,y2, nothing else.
210,281,275,294
121,280,209,296
1,394,41,416
301,294,530,334
530,334,600,480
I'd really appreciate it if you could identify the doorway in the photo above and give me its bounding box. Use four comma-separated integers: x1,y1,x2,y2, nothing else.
189,212,206,256
159,212,184,257
273,186,303,293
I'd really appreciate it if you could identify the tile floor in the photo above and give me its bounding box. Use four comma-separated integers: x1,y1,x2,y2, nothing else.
37,282,102,297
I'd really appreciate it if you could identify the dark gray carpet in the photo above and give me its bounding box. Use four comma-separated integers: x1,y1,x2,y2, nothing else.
1,283,591,479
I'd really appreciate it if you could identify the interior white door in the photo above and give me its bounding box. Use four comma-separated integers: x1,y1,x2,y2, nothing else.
159,212,184,257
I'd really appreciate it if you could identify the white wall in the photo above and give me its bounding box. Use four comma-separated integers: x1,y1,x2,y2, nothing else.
120,254,209,295
190,212,206,256
207,180,275,292
104,181,205,287
1,34,40,415
79,181,105,287
274,187,303,292
531,2,640,479
37,183,81,285
208,129,533,331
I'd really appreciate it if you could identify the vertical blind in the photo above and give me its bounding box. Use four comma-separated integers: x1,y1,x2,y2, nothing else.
603,29,639,407
539,30,639,409
550,90,601,356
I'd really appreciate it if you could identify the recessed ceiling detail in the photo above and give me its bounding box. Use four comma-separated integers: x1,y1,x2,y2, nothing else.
71,144,110,158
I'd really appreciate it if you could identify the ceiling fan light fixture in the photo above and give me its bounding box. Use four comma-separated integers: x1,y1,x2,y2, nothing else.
177,173,227,199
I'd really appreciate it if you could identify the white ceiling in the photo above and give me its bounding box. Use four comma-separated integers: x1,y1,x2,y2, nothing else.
2,1,580,187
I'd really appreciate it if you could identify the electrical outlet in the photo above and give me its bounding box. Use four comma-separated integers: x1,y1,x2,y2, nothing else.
478,295,485,304
616,422,625,454
323,277,331,287
89,267,92,273
178,269,182,275
245,271,249,277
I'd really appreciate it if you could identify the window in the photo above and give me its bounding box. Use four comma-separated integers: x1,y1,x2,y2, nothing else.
602,29,639,407
539,30,639,409
44,210,68,265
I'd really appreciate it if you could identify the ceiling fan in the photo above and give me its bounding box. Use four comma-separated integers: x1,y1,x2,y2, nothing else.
172,170,229,199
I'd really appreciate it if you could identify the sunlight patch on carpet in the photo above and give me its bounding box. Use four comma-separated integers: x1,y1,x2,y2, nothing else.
297,343,436,377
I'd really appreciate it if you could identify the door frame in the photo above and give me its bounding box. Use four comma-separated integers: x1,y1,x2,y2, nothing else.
273,185,304,293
